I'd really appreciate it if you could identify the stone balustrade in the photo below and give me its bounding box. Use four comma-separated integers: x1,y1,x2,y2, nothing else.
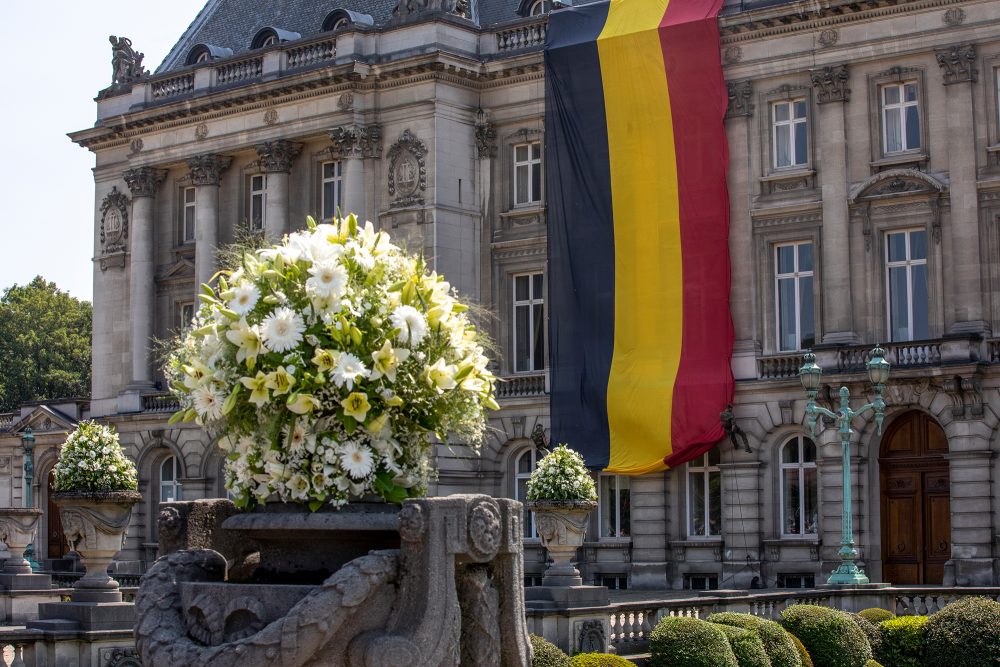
495,19,548,53
497,373,548,399
757,352,805,380
141,393,181,413
215,56,264,86
151,73,194,99
286,39,336,69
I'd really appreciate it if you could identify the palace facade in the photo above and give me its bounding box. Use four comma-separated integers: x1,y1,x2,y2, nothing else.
37,0,1000,587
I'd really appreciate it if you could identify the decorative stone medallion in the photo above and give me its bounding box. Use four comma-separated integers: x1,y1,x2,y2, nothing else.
263,108,279,126
130,138,144,153
387,129,428,207
943,7,966,26
195,123,209,140
100,186,130,254
818,28,839,47
338,92,354,111
723,45,742,64
467,499,502,562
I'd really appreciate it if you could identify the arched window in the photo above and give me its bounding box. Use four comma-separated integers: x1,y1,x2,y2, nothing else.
514,448,537,538
185,44,233,66
529,0,550,15
780,436,818,536
260,34,278,48
160,456,182,503
687,448,722,537
195,51,211,64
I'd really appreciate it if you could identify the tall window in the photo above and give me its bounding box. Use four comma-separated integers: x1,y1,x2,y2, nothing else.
514,449,537,538
882,82,921,153
775,242,815,351
182,187,196,243
688,448,722,537
321,161,343,222
250,175,267,232
886,229,928,342
780,436,818,536
513,141,542,206
160,456,182,503
513,273,545,373
599,475,630,538
177,302,195,330
772,99,808,169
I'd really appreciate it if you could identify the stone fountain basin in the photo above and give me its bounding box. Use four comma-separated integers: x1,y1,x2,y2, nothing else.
222,502,400,584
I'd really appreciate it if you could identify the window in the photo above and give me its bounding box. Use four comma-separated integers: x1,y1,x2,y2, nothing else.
513,273,545,373
687,449,722,537
250,174,267,232
514,448,537,538
160,456,182,503
321,161,343,222
882,82,921,153
181,186,196,244
777,573,815,588
259,34,278,48
529,0,551,15
775,242,814,351
177,302,195,330
772,99,808,169
599,575,628,590
684,574,719,591
886,229,928,342
331,17,349,31
195,51,211,64
780,436,818,536
599,475,630,538
513,141,542,206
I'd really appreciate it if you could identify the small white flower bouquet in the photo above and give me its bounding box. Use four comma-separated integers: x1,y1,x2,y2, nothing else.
526,445,597,502
167,214,498,510
53,421,138,492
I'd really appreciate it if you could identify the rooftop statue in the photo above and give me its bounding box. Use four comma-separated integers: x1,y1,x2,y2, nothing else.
109,35,148,86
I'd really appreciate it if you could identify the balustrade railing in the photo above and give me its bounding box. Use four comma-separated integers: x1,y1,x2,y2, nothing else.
495,19,548,52
496,373,547,399
142,393,180,413
216,56,263,86
837,340,941,372
0,630,37,667
151,73,194,100
757,353,804,379
286,39,336,69
0,413,14,431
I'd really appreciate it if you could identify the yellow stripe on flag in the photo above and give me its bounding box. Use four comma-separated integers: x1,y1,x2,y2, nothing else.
598,0,682,475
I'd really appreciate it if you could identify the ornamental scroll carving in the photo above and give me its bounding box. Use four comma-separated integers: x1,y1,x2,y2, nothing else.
810,64,850,104
100,187,130,254
726,80,753,118
387,129,428,208
936,43,977,84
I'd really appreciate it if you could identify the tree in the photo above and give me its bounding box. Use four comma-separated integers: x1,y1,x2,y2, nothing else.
0,277,91,411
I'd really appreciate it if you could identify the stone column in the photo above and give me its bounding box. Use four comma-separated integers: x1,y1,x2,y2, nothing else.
629,471,669,589
123,167,166,390
187,154,233,295
255,140,302,239
719,460,763,589
944,447,995,585
811,64,856,343
936,44,985,333
725,80,758,380
329,125,381,221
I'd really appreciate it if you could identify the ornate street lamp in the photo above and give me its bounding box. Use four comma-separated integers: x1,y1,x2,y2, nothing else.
799,346,889,585
20,428,39,571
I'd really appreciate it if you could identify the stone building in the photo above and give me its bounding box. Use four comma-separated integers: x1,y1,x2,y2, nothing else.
65,0,1000,587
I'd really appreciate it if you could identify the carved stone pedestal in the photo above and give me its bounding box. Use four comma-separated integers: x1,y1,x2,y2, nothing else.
526,500,596,586
0,508,51,591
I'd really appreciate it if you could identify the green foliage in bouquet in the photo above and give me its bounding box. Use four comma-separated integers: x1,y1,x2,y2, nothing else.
526,445,598,502
53,421,138,492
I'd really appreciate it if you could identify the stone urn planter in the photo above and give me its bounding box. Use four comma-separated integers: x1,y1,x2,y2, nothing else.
52,491,142,602
527,499,597,586
0,508,43,574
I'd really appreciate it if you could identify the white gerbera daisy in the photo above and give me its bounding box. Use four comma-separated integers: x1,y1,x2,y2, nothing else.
306,260,349,300
339,441,374,479
284,421,315,454
332,352,369,390
261,307,306,353
229,281,260,315
390,305,428,346
192,385,225,420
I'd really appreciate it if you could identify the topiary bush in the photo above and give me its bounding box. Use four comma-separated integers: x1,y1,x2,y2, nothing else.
780,605,872,667
568,654,637,667
864,661,884,667
707,612,801,667
648,616,738,667
789,634,814,667
925,596,1000,667
531,634,570,667
858,608,895,625
876,616,927,667
714,623,773,667
848,613,882,657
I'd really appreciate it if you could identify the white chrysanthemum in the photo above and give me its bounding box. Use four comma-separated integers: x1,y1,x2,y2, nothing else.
390,305,428,346
192,385,225,420
260,307,306,353
340,442,374,479
332,352,369,390
229,281,261,315
306,259,349,300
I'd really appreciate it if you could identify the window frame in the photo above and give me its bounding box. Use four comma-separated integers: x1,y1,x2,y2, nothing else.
774,241,815,352
884,228,929,343
181,186,196,244
880,81,922,154
512,272,546,374
321,160,343,223
528,0,550,15
687,450,722,539
176,301,196,331
770,98,809,170
159,456,183,503
598,474,631,540
512,140,542,207
514,448,538,539
779,435,818,538
248,173,267,233
867,66,928,165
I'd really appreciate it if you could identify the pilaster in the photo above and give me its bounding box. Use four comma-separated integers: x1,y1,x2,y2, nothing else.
187,154,233,294
719,460,763,588
328,125,381,220
943,449,995,585
255,140,303,239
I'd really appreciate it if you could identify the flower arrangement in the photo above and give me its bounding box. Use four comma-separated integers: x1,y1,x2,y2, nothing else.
167,214,498,509
526,445,597,502
53,421,138,492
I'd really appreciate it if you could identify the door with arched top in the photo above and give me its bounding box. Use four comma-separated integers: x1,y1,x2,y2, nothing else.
879,411,950,584
47,469,68,558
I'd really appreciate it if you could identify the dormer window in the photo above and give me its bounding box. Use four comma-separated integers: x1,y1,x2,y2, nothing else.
322,10,374,33
517,0,558,17
251,27,301,50
529,0,551,15
261,35,278,48
185,44,234,66
195,52,211,64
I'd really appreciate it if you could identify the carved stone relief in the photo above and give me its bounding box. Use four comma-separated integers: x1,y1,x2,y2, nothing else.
338,92,354,111
255,141,303,173
723,46,743,64
195,123,209,141
818,29,839,47
394,0,469,22
726,80,753,118
263,109,279,126
123,166,167,198
101,647,142,667
387,129,428,207
942,7,966,26
935,43,977,84
187,154,234,187
328,124,382,159
475,120,498,160
576,620,606,654
100,187,130,255
810,64,850,104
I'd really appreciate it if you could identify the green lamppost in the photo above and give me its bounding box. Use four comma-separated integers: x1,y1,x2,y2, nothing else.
799,345,890,586
20,428,40,571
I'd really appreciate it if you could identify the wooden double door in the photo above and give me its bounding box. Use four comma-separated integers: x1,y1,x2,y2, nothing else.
879,411,950,585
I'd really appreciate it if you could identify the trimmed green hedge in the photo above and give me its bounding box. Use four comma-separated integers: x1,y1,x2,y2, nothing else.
864,661,884,667
858,608,895,625
648,617,739,667
875,616,927,667
714,623,773,667
849,613,883,656
568,654,636,667
707,612,802,667
531,634,570,667
780,605,872,667
925,597,1000,667
789,634,814,667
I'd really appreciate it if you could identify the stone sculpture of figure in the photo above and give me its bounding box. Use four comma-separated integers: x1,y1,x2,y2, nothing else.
109,35,147,85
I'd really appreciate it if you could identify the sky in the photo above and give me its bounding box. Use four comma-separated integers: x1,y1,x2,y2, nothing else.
0,1,208,303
